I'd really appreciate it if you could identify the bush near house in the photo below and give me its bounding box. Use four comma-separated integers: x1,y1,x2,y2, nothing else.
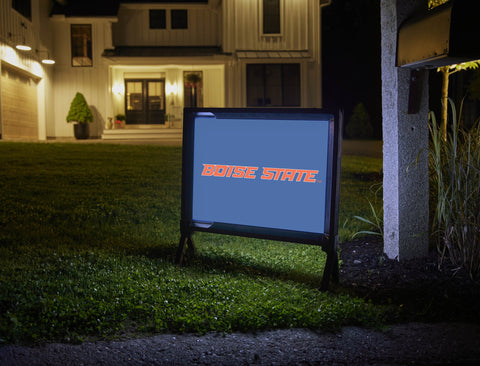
66,92,93,124
345,103,374,140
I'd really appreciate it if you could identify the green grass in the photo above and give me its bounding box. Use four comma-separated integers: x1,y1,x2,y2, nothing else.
338,155,383,240
0,142,383,344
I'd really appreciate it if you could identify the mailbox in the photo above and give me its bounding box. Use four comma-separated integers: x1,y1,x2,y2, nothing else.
397,0,480,69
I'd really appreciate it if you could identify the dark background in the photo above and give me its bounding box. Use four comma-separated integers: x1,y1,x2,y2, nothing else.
322,0,382,139
322,0,480,139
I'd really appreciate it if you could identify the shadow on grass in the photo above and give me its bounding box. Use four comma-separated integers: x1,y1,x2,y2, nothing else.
123,240,326,289
184,250,323,289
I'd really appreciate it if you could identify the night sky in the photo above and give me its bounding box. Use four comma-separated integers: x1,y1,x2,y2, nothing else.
322,0,382,139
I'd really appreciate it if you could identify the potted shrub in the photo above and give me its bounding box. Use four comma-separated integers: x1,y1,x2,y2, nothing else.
66,92,93,139
115,114,126,128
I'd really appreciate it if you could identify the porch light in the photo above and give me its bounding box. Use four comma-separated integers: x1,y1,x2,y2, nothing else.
112,83,125,95
10,23,31,51
16,42,31,51
41,56,55,65
8,33,31,51
37,50,55,64
166,82,178,95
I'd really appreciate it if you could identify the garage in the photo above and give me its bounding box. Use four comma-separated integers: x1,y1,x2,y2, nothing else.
1,64,38,140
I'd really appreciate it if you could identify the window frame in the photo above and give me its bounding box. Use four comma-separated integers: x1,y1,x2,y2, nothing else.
260,0,284,37
246,63,301,107
70,24,93,68
149,9,167,29
171,9,188,30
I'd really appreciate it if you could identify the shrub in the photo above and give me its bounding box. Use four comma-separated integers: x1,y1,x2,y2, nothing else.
345,103,373,139
66,92,93,124
429,99,480,279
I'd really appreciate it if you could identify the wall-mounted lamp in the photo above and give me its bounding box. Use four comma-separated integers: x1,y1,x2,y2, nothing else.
37,49,55,65
8,32,31,51
9,23,31,51
166,82,178,106
166,82,178,96
41,56,55,65
16,42,31,51
112,83,125,96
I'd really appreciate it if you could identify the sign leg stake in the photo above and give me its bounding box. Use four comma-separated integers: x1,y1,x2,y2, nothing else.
175,234,196,265
320,237,339,291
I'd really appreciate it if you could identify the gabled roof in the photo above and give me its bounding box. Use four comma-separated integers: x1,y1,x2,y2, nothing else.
50,0,208,17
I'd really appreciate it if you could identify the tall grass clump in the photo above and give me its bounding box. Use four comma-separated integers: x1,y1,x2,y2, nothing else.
429,99,480,279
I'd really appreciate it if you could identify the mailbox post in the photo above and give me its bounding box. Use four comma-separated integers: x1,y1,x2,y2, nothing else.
381,0,480,261
381,0,430,261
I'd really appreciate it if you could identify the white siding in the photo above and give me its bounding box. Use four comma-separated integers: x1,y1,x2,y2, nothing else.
1,0,36,53
203,67,225,107
223,0,313,52
223,0,323,108
2,0,326,139
108,64,225,127
0,0,55,140
113,6,220,46
51,20,110,137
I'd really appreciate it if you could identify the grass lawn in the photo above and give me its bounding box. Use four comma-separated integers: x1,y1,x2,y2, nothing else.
0,142,384,344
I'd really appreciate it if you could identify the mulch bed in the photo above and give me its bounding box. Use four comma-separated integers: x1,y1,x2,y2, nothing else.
338,237,480,323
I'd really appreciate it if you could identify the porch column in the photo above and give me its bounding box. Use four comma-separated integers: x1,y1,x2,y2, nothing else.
381,0,429,260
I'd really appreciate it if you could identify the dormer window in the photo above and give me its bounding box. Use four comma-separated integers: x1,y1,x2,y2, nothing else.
71,24,92,67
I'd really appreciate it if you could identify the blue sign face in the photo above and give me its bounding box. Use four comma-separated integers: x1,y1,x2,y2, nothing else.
192,116,330,234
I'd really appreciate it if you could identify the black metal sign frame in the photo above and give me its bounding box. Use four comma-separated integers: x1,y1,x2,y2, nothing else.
176,108,342,290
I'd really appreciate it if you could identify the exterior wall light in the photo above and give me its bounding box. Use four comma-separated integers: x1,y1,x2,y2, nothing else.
112,83,125,95
41,57,55,65
8,32,31,51
10,23,31,51
16,43,31,51
37,50,55,64
166,82,178,95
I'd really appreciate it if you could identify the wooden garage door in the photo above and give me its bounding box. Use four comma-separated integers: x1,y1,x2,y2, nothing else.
1,65,38,140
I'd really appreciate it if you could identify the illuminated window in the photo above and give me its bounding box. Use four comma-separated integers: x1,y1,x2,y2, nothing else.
71,25,92,67
126,81,143,111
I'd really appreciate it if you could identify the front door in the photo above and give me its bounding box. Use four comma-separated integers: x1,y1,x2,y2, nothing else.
125,79,165,124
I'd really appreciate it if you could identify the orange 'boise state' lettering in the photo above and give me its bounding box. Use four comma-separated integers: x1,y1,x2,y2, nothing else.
202,164,320,183
260,167,319,183
202,164,258,179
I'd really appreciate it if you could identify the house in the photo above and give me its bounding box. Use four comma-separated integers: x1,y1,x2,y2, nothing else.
0,0,330,141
